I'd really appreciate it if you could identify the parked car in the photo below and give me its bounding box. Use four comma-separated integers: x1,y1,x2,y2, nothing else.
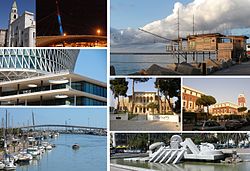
192,120,226,131
225,120,242,130
239,119,249,126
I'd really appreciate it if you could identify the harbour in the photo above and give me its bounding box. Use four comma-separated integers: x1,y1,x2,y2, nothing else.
14,134,107,171
0,108,107,171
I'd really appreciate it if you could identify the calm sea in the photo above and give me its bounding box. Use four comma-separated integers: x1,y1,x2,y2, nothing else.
111,54,216,75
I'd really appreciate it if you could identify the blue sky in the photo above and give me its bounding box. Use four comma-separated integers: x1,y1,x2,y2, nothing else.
184,78,250,108
0,0,35,28
111,0,192,29
75,50,107,83
0,108,107,128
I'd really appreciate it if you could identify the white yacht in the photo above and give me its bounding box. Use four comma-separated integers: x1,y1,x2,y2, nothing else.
27,147,40,157
3,159,16,170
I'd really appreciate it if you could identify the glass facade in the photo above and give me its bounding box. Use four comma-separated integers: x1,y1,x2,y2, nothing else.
23,97,106,106
71,81,107,98
0,80,107,106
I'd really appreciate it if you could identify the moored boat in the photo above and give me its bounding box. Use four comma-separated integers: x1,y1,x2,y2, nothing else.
72,144,80,150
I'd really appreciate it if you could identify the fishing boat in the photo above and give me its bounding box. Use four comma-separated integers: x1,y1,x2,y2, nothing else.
45,144,53,150
72,144,80,150
16,154,31,163
27,147,40,157
42,142,53,150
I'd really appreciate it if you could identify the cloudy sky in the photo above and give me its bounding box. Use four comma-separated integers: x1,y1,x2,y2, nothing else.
111,0,250,50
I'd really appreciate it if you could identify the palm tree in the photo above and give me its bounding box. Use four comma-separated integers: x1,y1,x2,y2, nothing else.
147,102,158,114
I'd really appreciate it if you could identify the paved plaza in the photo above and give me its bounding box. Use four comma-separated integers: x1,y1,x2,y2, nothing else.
110,120,180,131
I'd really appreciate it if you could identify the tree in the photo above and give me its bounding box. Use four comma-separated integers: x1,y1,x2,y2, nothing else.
196,95,216,119
231,133,249,147
130,78,150,113
155,78,181,112
217,133,249,148
110,78,128,110
238,107,247,116
196,97,205,112
147,102,158,114
127,134,148,150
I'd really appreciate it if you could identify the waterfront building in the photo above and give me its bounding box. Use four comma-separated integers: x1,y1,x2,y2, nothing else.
0,49,107,106
0,72,107,106
187,33,248,61
182,86,205,112
1,0,36,47
0,49,79,81
117,92,172,114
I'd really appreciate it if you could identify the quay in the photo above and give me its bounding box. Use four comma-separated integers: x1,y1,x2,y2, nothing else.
213,60,250,75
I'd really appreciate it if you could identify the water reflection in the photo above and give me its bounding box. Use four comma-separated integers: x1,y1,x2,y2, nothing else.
111,159,250,171
16,134,107,171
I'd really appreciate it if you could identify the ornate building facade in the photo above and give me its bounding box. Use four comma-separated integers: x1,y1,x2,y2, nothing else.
0,0,36,47
118,92,173,114
210,94,247,116
182,86,205,112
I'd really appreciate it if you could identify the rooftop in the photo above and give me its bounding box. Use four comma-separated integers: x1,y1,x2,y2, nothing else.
182,85,205,95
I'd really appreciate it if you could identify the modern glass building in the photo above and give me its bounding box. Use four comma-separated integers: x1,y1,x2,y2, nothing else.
0,49,107,106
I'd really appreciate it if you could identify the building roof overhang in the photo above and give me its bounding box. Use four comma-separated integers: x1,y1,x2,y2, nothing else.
0,88,107,104
0,72,107,91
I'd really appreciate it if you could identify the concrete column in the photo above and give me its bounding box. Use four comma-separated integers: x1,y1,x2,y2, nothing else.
50,84,52,90
69,77,72,87
74,95,77,106
25,99,27,106
0,87,2,97
41,80,43,91
40,96,43,105
17,84,20,95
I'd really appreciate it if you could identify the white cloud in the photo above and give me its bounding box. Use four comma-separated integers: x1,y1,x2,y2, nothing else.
111,0,250,48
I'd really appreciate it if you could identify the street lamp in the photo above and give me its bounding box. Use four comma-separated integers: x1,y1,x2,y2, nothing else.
96,29,101,36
